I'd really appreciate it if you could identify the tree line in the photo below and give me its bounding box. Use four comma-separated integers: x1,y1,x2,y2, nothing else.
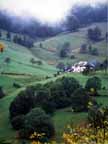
0,3,107,39
8,76,104,142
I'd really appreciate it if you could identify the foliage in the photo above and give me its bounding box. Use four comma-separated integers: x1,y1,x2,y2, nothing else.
90,48,99,56
59,42,71,58
88,105,108,130
49,81,70,108
13,35,34,48
30,58,43,65
71,88,90,112
85,76,102,94
100,59,108,73
9,90,35,119
72,4,107,25
87,27,102,41
59,77,81,97
66,15,80,31
20,108,55,140
4,57,11,64
63,122,108,144
11,115,25,130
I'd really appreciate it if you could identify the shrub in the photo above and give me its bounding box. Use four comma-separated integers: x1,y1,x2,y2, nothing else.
50,81,70,108
4,57,11,64
20,108,55,140
59,77,81,96
87,27,102,41
42,100,56,115
85,76,102,95
71,88,90,112
47,77,81,109
88,105,108,131
59,42,71,58
13,82,21,88
11,115,25,130
9,90,35,119
70,55,75,59
90,48,99,56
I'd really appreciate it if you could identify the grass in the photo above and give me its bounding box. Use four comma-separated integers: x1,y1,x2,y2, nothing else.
0,39,57,76
53,108,87,142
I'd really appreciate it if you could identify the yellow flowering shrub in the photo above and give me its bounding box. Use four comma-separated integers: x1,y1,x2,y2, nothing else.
63,123,108,144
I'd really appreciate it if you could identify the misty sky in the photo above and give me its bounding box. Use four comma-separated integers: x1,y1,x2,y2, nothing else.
0,0,107,23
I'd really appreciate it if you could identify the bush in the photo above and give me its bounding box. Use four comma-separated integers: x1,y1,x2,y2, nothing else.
50,82,70,108
13,82,21,88
88,105,108,130
47,77,81,109
87,27,102,41
90,48,99,56
42,100,56,115
70,55,75,59
71,88,90,112
59,77,81,96
11,115,25,130
9,90,35,119
59,42,71,58
85,76,102,95
20,108,55,140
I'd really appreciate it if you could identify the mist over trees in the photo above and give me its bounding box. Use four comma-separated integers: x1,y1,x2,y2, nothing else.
0,3,107,39
72,4,107,25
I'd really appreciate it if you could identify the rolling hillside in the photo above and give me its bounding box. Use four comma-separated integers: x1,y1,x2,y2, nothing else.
0,38,57,94
0,22,107,143
0,39,57,75
32,22,107,65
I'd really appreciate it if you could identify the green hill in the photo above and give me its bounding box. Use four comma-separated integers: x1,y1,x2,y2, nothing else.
0,39,57,76
32,22,107,65
0,22,107,143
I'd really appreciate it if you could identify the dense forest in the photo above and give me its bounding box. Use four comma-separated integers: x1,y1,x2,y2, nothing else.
0,3,107,38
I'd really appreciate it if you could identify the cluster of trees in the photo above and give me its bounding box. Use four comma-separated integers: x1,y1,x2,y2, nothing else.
9,76,102,141
72,4,107,26
87,26,102,41
80,44,99,56
59,42,71,58
13,35,34,48
0,11,61,39
0,29,34,48
65,15,80,32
